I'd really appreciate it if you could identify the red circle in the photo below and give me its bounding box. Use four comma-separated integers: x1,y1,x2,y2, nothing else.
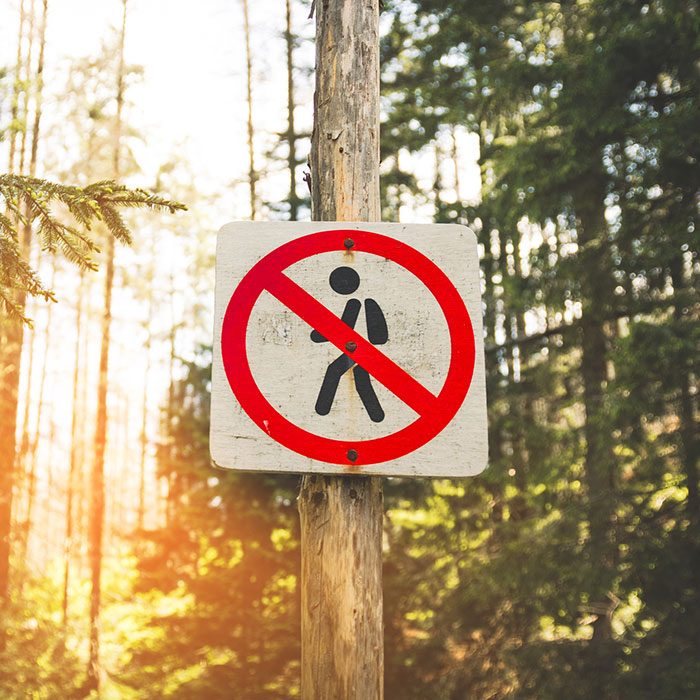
221,229,475,466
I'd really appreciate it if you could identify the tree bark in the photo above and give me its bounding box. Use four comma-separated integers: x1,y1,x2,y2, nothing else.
86,0,127,691
299,476,384,699
309,1,380,223
299,2,384,698
0,326,22,604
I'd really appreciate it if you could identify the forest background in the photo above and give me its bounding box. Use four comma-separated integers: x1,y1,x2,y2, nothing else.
0,0,697,698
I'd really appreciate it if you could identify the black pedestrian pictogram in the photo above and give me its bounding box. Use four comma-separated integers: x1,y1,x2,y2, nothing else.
311,266,388,422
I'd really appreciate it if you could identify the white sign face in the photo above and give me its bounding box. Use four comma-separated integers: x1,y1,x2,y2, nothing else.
210,222,487,478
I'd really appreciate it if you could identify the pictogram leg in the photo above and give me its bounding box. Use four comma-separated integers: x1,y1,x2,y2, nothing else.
353,365,385,423
315,354,354,416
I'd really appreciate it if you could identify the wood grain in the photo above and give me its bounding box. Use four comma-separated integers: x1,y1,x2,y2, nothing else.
310,0,381,223
302,1,383,697
299,474,384,699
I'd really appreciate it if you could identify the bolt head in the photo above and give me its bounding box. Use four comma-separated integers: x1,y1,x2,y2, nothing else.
347,449,358,462
343,237,355,250
345,341,357,353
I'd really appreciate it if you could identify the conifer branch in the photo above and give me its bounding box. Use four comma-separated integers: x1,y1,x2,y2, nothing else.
0,173,186,324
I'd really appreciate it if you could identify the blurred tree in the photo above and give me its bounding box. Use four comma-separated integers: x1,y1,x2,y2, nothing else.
241,0,258,220
0,175,183,606
265,0,311,221
378,0,698,697
120,350,301,698
284,0,302,221
86,0,128,691
62,267,85,628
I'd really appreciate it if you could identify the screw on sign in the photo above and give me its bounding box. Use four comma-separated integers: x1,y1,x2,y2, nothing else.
210,222,488,478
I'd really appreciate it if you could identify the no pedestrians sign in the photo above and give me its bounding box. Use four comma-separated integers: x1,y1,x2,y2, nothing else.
210,222,487,477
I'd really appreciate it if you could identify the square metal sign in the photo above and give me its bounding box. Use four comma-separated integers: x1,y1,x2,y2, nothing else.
210,222,487,477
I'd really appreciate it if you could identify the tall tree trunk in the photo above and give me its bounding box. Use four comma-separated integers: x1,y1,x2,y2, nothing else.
86,0,127,691
19,255,56,565
451,126,461,202
576,181,618,688
41,405,56,566
385,155,401,222
16,0,49,544
137,300,153,531
73,132,97,584
510,228,532,497
669,256,698,517
17,296,38,487
118,392,131,536
394,151,404,223
475,124,503,466
0,0,47,605
165,274,178,527
299,2,383,698
7,0,27,174
16,0,36,178
75,267,93,582
26,0,48,181
62,270,85,627
242,0,257,220
434,139,445,220
285,0,300,220
16,294,37,515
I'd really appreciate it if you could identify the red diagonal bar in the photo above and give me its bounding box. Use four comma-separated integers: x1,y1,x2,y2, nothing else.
264,272,439,417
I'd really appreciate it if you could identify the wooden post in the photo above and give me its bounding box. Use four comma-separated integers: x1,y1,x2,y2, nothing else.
298,1,383,698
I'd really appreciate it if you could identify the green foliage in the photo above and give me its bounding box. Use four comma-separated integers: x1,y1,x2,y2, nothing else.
0,580,83,699
120,351,301,698
115,3,699,698
0,174,185,324
5,2,695,698
377,1,699,698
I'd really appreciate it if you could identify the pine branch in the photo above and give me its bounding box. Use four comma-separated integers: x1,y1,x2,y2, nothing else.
0,174,186,324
